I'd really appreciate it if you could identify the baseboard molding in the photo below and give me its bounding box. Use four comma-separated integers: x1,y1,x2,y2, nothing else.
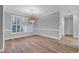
4,33,60,40
5,34,36,40
64,35,78,39
0,48,3,53
37,34,60,40
73,36,78,39
65,34,73,36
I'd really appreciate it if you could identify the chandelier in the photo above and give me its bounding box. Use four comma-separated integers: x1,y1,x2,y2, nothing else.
27,9,37,23
28,15,37,23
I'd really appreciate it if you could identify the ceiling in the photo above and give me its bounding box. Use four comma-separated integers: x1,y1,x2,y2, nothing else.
4,5,79,16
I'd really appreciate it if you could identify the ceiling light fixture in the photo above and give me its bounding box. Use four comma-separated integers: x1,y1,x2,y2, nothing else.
67,11,72,16
27,9,37,23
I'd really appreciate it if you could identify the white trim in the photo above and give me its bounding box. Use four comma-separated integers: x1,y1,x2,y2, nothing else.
3,29,11,33
41,11,59,17
37,34,60,40
59,15,65,39
3,5,5,53
5,34,35,40
5,7,58,17
36,28,60,40
4,8,27,17
37,28,59,31
73,36,78,39
4,32,60,40
78,24,79,39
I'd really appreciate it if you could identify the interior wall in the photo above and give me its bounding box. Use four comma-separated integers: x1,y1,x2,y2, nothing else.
36,12,60,39
4,6,79,40
4,12,36,39
0,5,3,50
4,11,60,40
33,20,38,34
64,15,73,35
59,6,79,38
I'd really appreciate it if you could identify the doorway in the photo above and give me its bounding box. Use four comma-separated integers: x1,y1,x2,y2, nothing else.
64,15,73,37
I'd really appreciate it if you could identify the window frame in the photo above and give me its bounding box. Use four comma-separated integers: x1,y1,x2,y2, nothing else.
11,15,25,34
11,15,33,34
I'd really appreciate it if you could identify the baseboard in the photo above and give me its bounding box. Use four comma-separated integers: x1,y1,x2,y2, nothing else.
0,48,3,53
64,34,78,39
5,34,36,40
73,36,78,39
5,33,60,40
5,32,60,40
37,34,60,40
65,34,73,36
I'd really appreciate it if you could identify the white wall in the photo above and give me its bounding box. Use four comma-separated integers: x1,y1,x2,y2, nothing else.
0,5,3,51
36,12,60,39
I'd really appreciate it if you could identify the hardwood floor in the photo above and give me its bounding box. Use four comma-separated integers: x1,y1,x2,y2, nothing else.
59,35,78,48
4,35,78,53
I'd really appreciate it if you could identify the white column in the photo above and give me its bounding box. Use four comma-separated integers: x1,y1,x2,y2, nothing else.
59,16,65,39
78,24,79,40
73,13,78,38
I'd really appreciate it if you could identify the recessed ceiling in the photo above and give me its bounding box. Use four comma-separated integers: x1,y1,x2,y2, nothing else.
4,5,79,16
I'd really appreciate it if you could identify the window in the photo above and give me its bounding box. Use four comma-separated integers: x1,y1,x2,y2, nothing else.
11,15,33,33
11,15,27,33
27,22,33,33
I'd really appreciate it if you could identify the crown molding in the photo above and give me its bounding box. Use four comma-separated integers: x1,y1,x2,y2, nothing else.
4,8,28,17
41,10,59,17
4,7,60,18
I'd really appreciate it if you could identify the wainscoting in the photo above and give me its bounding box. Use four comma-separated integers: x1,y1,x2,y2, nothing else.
4,29,34,40
37,28,60,39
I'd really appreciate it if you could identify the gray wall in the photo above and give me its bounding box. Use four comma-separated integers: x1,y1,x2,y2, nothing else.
64,15,73,35
4,12,35,39
0,5,3,50
37,12,60,39
4,11,60,39
33,20,38,34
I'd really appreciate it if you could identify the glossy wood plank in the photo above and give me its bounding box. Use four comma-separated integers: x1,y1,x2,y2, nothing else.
4,35,78,53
